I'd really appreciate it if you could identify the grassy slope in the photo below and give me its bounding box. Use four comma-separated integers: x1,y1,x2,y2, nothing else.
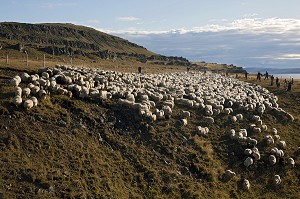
0,64,299,198
0,22,154,56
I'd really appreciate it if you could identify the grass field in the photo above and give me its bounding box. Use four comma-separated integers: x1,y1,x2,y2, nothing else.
0,60,299,198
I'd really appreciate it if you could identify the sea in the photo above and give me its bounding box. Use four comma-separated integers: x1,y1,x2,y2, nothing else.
245,67,300,79
271,74,300,79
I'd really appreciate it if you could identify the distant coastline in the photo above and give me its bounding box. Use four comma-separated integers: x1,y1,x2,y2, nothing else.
244,67,300,79
245,67,300,75
268,74,300,79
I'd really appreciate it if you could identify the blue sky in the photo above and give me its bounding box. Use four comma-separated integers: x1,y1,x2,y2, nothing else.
1,0,300,72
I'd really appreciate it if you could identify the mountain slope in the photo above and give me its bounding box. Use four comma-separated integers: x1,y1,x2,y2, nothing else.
0,22,153,55
0,22,192,67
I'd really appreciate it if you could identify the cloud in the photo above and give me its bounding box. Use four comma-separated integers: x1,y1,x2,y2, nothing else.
275,54,300,60
41,2,78,9
115,16,140,22
86,19,100,24
99,17,300,72
103,18,300,35
243,13,259,18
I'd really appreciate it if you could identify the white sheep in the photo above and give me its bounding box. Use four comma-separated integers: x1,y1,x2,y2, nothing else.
15,87,22,97
244,157,254,167
239,129,247,137
227,101,233,107
213,109,221,115
180,118,188,126
197,126,209,135
277,149,284,157
10,76,21,87
256,119,263,126
31,86,40,95
229,129,236,140
31,97,38,107
23,99,34,109
126,93,135,102
30,74,39,82
257,104,266,115
231,116,237,123
272,128,278,135
249,124,256,129
99,90,108,100
150,114,157,122
38,89,47,100
253,127,261,134
162,105,172,117
236,114,243,121
79,87,89,98
252,115,260,122
203,116,214,124
163,100,175,109
270,147,279,155
287,158,295,168
266,135,275,146
247,137,258,146
269,155,277,165
261,124,268,132
244,148,252,156
41,71,50,79
253,151,261,160
252,147,259,154
181,110,191,118
22,87,31,97
224,170,236,179
204,105,213,116
274,135,280,141
273,175,281,185
12,96,22,106
242,179,250,190
154,109,164,119
278,141,286,149
223,108,233,115
20,72,30,82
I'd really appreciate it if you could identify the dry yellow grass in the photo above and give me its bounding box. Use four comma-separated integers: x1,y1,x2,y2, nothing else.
0,60,299,198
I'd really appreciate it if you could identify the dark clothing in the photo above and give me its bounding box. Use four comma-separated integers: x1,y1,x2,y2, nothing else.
264,71,269,80
287,82,292,91
270,75,274,86
257,72,261,81
276,77,280,88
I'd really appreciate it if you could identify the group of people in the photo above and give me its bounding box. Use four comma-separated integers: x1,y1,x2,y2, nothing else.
256,71,294,91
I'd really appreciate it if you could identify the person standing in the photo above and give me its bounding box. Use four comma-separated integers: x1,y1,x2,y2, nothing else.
284,79,287,89
287,81,292,91
264,71,269,80
257,72,261,81
270,75,274,86
276,77,280,88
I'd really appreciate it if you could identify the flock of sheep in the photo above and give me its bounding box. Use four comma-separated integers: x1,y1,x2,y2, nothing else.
9,64,299,190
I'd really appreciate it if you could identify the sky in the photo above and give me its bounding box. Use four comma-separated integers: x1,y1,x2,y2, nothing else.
1,0,300,72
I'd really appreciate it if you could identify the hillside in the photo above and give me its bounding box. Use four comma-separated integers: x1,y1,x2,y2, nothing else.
0,22,191,67
0,63,299,198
